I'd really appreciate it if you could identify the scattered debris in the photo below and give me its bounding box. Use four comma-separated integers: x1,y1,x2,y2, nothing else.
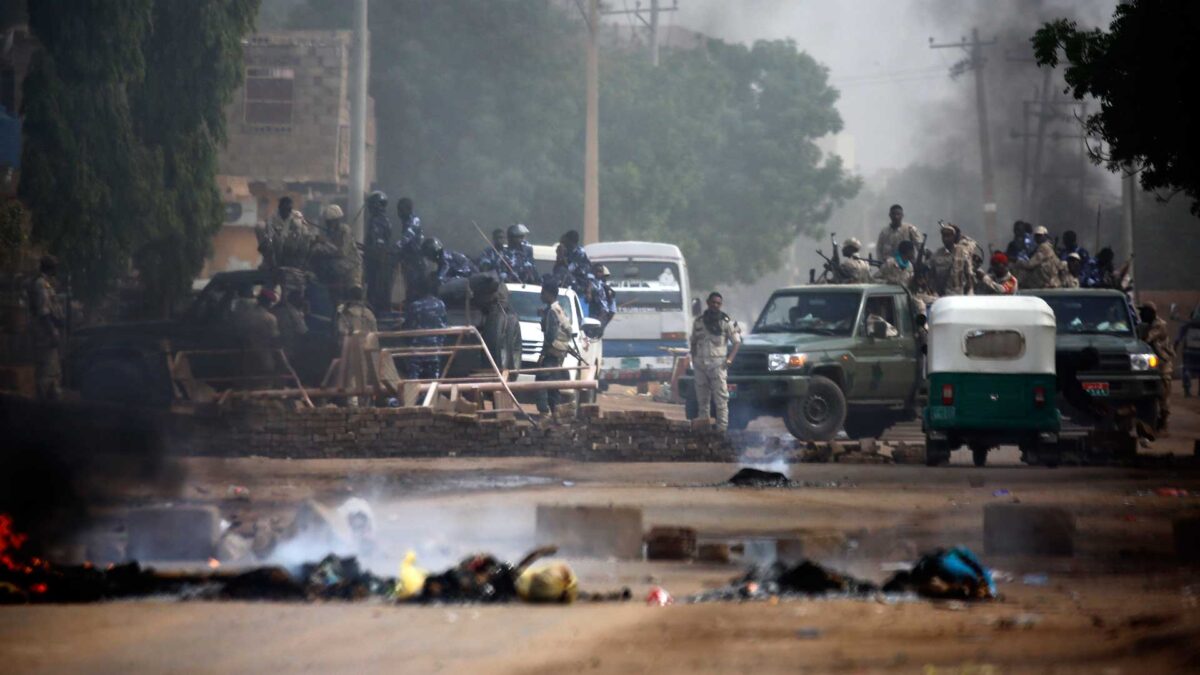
516,562,578,603
645,527,697,560
646,586,673,606
226,485,251,501
881,548,997,600
992,489,1011,497
994,613,1042,630
727,468,789,487
1021,574,1050,587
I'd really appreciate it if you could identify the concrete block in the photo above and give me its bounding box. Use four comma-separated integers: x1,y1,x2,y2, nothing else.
126,505,220,561
983,504,1075,557
645,526,696,560
536,504,643,559
1174,517,1200,563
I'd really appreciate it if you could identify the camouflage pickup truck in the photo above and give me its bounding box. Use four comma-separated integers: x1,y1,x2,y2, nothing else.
678,284,923,440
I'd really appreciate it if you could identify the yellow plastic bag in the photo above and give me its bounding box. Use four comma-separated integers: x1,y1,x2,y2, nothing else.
516,561,578,604
394,551,427,600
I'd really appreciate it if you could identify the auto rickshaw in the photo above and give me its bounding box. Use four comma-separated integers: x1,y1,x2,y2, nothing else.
923,296,1060,467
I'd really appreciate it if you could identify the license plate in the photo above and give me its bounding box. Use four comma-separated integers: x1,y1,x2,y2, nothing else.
1083,381,1110,397
931,406,955,420
620,357,640,369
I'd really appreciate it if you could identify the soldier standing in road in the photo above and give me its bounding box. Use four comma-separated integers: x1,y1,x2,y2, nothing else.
1013,225,1062,290
1138,301,1175,433
875,204,921,262
975,252,1019,295
28,255,65,400
363,191,395,312
401,278,448,380
930,222,973,296
536,278,572,416
690,291,741,431
875,240,916,287
837,238,872,283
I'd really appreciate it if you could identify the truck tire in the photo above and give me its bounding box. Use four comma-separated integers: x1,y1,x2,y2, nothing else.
784,375,846,441
971,445,989,467
81,359,157,408
925,439,952,466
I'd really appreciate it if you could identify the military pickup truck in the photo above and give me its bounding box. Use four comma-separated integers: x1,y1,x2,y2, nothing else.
1021,288,1163,457
678,284,924,440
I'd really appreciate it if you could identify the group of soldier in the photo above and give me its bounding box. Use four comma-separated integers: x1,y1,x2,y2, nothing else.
824,203,1175,432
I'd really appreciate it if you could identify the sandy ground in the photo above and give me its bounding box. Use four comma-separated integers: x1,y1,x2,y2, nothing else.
2,390,1199,674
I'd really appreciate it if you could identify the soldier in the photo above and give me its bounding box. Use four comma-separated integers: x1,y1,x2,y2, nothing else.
930,222,973,296
420,237,477,285
234,288,281,375
401,277,448,380
689,291,741,431
1013,225,1062,290
477,228,508,273
875,239,916,287
553,230,593,297
1138,301,1175,432
875,204,921,262
272,289,309,360
256,196,315,272
395,197,425,302
1057,229,1090,264
311,204,362,302
363,191,395,312
28,255,65,400
536,278,572,416
591,264,617,329
1007,220,1035,262
336,285,378,341
837,237,872,283
502,223,538,283
975,252,1019,295
1081,247,1117,289
1060,252,1082,289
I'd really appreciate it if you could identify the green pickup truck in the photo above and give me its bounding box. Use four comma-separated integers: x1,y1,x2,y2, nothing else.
678,284,923,440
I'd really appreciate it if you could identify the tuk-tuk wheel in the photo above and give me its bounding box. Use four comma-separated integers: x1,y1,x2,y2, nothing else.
971,447,988,467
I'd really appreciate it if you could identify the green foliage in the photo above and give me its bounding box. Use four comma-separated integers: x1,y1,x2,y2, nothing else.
285,0,857,288
19,0,258,310
1033,0,1200,216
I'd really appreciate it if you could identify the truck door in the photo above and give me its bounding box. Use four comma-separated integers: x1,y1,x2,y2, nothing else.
850,293,915,400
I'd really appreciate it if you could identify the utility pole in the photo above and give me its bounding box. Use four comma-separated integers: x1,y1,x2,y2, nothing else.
931,29,998,246
584,0,599,245
1027,66,1054,224
601,0,679,66
349,0,368,242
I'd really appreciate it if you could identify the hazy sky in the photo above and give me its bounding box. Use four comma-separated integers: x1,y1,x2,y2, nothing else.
650,0,1116,175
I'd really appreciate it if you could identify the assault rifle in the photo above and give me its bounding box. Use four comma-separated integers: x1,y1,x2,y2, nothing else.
814,233,848,283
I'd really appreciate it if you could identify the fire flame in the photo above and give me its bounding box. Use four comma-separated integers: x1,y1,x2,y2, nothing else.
0,513,29,572
207,557,221,569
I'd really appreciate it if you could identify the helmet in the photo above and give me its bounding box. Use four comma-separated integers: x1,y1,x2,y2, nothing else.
843,237,862,251
367,191,388,208
421,236,444,259
595,265,611,277
322,204,344,221
508,223,530,238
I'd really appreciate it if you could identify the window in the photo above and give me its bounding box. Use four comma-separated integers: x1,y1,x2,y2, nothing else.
753,291,861,336
964,330,1025,359
244,67,295,126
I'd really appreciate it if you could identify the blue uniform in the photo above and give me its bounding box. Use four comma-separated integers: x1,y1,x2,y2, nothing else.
554,245,593,296
437,250,478,282
364,209,394,311
396,216,425,293
1008,233,1035,262
1080,258,1114,288
402,294,447,379
503,241,538,283
1058,244,1090,263
478,246,507,273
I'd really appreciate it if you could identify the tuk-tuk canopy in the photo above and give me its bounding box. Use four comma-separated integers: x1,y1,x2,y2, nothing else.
928,296,1056,375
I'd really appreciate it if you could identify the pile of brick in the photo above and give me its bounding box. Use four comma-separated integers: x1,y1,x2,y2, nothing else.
172,404,740,462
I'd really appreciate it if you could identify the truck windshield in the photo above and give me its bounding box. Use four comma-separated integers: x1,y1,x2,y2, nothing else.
605,261,683,312
1040,296,1133,335
509,290,573,326
754,292,861,336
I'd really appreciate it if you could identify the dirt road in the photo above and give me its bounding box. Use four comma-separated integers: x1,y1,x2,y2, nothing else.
2,392,1198,674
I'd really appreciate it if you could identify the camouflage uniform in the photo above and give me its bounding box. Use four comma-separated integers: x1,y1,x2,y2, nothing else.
257,209,316,271
28,272,64,400
271,302,308,358
930,245,972,296
401,295,448,379
875,222,921,262
838,256,872,283
1058,264,1080,289
690,310,741,430
554,244,593,296
312,210,362,300
504,240,539,284
336,301,378,340
1138,307,1175,430
874,256,914,287
1015,240,1062,290
537,300,572,414
975,271,1018,295
233,301,280,374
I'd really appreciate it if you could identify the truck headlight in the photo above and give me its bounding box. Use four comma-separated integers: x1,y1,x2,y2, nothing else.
1130,353,1159,371
768,353,807,371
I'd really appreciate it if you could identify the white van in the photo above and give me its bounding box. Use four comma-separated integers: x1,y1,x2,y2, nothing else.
584,241,692,386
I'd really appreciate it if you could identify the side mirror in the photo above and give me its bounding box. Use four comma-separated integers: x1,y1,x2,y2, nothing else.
582,317,603,339
914,313,927,328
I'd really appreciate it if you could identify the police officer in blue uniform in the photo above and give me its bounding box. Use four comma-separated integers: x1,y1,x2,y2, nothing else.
363,191,394,312
402,277,448,379
421,237,477,284
503,223,538,283
478,228,508,273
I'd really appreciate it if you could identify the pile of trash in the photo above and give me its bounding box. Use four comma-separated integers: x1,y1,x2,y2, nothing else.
689,547,996,603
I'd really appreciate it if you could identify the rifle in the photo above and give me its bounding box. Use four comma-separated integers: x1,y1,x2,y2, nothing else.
470,220,523,283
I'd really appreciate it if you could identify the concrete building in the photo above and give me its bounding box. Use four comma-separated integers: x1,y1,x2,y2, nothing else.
208,30,377,279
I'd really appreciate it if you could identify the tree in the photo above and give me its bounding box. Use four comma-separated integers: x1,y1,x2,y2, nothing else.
1033,0,1200,215
282,0,857,288
20,0,258,310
